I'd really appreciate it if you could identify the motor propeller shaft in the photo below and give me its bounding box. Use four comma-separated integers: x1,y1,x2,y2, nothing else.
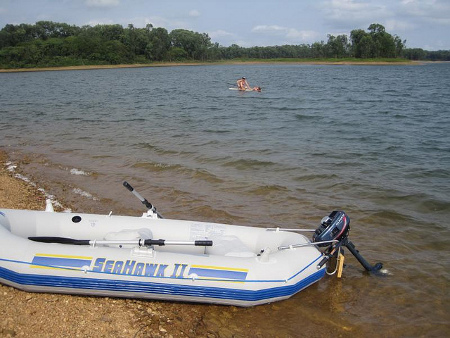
343,238,383,272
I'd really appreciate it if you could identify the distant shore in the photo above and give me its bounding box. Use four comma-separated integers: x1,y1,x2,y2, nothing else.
0,59,419,73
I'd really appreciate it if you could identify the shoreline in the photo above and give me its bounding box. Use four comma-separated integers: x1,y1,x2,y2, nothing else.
0,59,419,73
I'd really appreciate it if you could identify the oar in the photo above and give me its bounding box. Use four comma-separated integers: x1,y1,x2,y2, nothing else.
28,236,212,247
278,240,338,250
123,181,163,218
266,227,316,232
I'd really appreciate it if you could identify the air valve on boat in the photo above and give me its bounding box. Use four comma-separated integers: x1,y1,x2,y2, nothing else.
313,211,383,273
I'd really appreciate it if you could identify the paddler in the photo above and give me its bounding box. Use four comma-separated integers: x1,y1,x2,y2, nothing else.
237,77,250,90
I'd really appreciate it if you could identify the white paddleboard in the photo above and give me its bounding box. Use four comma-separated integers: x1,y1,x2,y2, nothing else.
229,88,254,92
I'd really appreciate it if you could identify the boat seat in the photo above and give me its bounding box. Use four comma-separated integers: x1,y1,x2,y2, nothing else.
205,235,256,257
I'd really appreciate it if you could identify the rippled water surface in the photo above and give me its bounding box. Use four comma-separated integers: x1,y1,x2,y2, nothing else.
1,63,449,336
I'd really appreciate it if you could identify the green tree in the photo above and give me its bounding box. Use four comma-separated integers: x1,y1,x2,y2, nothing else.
326,34,350,58
169,29,212,60
122,24,138,56
394,35,406,57
359,35,374,58
0,24,34,47
403,48,426,60
311,41,326,58
167,47,187,61
350,29,367,58
206,42,221,60
350,24,404,58
98,24,124,41
103,40,128,64
367,23,396,58
0,20,416,68
33,21,80,40
426,50,450,61
220,44,244,59
146,27,170,60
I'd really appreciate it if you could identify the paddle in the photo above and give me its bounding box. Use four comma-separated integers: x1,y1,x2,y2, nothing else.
266,227,316,232
28,236,213,247
123,181,163,219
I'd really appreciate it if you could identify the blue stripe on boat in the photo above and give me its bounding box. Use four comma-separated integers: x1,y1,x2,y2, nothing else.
188,267,248,280
0,265,325,302
31,256,92,269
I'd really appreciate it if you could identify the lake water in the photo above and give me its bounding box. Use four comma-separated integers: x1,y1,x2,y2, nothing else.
1,63,449,336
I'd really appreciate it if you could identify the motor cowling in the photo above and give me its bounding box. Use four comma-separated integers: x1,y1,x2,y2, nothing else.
313,211,350,246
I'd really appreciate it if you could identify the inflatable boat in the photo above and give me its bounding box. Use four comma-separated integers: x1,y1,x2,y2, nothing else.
0,182,382,306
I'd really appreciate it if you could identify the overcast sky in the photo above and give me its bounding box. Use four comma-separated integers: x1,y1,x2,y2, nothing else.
1,0,449,50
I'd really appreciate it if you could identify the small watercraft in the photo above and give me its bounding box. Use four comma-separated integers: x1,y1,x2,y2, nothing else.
229,87,261,92
0,182,381,306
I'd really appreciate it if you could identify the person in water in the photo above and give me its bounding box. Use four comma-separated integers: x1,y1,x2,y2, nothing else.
252,86,262,92
237,77,250,90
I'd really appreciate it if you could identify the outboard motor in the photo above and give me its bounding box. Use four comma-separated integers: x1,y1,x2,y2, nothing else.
313,210,350,246
313,211,382,272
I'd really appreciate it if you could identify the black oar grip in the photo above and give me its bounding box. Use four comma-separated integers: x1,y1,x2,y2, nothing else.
195,240,213,246
143,239,166,246
123,181,133,192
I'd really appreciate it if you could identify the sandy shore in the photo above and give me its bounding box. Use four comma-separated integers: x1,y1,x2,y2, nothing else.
0,150,215,337
0,59,417,73
0,63,207,73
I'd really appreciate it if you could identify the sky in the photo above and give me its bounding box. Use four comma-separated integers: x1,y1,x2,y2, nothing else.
0,0,449,50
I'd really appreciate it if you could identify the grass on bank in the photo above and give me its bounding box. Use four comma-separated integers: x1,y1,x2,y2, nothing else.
0,57,415,72
227,57,413,63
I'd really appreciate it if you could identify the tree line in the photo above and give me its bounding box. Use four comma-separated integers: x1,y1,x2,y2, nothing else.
0,21,448,68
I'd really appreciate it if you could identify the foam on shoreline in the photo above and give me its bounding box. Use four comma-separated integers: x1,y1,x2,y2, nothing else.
5,160,69,212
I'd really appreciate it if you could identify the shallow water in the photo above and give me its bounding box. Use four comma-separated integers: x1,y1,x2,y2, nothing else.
1,63,449,336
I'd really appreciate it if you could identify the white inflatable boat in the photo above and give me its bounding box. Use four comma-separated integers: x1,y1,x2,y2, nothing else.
0,182,381,306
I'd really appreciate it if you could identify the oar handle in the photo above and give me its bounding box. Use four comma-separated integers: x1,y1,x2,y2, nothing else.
142,239,213,246
194,240,213,246
123,181,163,218
123,181,134,192
123,181,152,207
266,228,315,232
